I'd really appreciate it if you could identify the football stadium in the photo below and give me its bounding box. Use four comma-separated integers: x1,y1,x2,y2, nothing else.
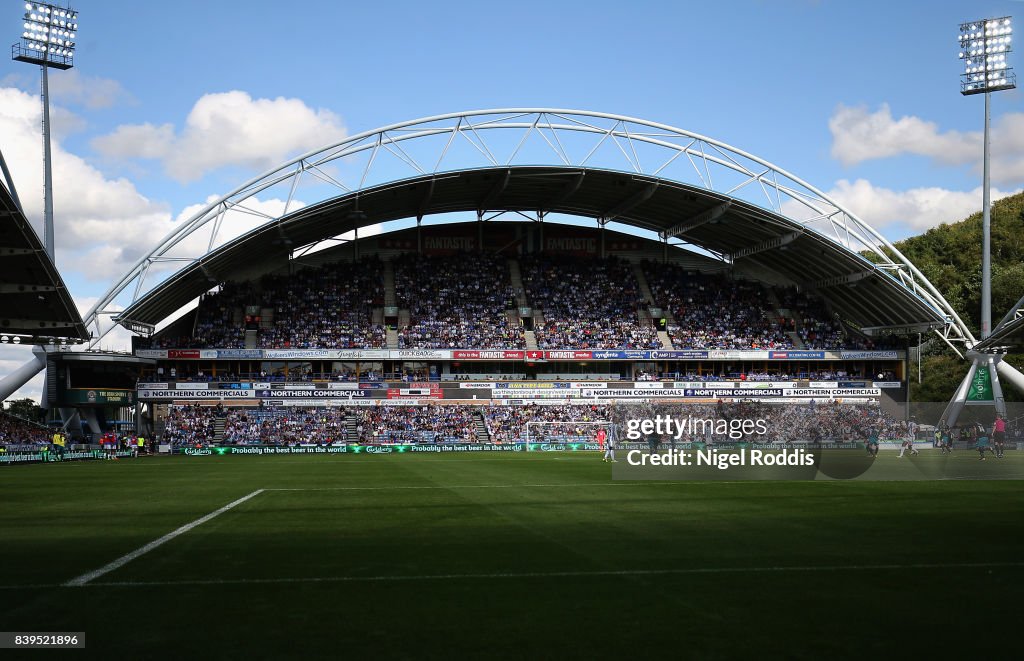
2,3,1023,659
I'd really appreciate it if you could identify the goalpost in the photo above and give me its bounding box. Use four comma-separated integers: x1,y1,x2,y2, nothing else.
524,420,615,451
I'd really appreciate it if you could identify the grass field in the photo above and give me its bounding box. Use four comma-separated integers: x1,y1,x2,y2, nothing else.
2,451,1023,659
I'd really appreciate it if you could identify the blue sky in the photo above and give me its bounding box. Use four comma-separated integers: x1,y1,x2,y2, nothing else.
1,0,1022,398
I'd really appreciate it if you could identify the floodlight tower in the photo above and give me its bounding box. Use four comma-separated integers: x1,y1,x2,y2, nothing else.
942,17,1016,429
958,16,1015,340
11,2,79,264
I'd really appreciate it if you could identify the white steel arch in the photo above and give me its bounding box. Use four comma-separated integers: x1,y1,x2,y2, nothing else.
78,109,978,350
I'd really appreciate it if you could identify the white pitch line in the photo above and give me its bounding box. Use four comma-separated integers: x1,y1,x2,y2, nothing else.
4,560,1022,591
63,489,266,587
264,482,754,492
59,561,1024,589
267,483,630,491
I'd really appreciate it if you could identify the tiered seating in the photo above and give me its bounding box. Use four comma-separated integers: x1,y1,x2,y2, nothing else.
395,252,523,349
222,407,347,445
0,413,51,448
162,404,221,448
260,258,385,349
522,255,657,349
353,405,477,443
644,262,792,350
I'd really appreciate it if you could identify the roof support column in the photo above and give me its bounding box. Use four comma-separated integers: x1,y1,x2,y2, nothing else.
477,210,484,253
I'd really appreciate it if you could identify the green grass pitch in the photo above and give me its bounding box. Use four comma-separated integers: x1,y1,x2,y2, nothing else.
2,451,1023,659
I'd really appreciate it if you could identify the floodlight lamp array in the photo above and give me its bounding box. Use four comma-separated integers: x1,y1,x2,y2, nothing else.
20,3,77,57
959,16,1016,94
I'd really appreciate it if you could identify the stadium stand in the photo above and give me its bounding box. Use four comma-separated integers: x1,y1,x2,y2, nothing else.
521,254,660,349
642,262,793,350
776,286,846,350
153,258,385,349
483,404,612,443
353,404,478,443
223,407,347,445
394,252,523,349
162,404,222,448
259,257,385,349
143,244,905,354
608,401,908,444
158,402,913,447
0,411,51,448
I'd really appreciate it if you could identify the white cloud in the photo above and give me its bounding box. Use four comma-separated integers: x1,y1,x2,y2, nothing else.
48,70,135,110
93,122,175,160
829,103,979,167
0,86,370,402
828,104,1024,186
0,345,44,403
785,178,1020,233
92,91,347,182
0,86,170,282
1,70,133,110
1,85,319,329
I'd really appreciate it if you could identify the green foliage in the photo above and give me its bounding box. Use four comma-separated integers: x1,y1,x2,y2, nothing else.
895,192,1024,402
893,192,1024,335
3,398,44,422
908,354,966,403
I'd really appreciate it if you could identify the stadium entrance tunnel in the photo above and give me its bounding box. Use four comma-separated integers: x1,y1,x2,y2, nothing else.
116,166,946,333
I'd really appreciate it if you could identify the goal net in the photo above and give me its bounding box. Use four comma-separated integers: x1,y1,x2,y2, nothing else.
524,420,614,450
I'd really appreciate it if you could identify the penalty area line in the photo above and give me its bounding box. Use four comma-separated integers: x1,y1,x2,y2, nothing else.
63,489,266,587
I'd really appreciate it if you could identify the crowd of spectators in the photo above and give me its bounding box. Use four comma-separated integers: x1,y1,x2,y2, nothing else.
658,369,883,382
0,412,51,448
776,287,846,350
644,263,793,350
483,403,611,443
222,407,346,445
354,404,478,443
147,251,902,354
395,252,523,349
608,401,906,443
152,400,965,448
522,254,657,349
259,258,385,349
535,320,661,350
162,404,221,448
147,368,391,383
152,259,386,350
152,281,255,349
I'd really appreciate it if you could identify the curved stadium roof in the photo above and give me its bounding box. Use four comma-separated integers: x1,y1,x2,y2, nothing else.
71,109,971,349
118,166,946,334
0,173,87,343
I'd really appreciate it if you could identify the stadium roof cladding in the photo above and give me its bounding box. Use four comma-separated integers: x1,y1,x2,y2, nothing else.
117,166,946,333
0,178,88,343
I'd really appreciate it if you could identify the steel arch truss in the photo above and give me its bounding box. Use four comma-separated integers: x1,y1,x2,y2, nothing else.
82,109,975,349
